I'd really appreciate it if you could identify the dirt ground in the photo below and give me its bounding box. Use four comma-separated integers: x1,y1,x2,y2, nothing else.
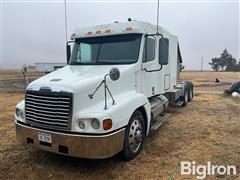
0,70,239,180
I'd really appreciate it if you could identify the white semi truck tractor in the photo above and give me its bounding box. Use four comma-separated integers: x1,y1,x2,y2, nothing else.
15,20,193,160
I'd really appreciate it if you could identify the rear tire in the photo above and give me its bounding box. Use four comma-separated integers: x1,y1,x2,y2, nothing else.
180,88,189,107
188,85,193,102
122,110,145,161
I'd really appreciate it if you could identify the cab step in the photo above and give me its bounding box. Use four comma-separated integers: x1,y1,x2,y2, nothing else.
174,100,184,107
150,113,171,131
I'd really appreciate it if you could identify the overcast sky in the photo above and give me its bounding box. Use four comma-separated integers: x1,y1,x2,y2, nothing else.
1,0,239,70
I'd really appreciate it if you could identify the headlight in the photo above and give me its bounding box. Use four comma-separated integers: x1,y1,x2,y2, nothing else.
91,119,100,129
16,108,24,119
19,111,24,119
78,120,85,129
16,108,21,117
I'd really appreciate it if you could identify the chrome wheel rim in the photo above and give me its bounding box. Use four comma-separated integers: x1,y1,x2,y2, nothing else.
128,119,143,153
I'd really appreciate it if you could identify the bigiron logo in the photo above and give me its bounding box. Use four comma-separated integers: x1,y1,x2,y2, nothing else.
181,161,237,179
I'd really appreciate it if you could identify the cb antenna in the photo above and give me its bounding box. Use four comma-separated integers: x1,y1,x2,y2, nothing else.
64,0,68,43
156,0,160,34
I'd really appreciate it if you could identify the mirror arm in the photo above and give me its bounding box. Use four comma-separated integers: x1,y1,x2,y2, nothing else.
144,64,163,72
88,79,105,99
88,73,116,110
103,74,116,109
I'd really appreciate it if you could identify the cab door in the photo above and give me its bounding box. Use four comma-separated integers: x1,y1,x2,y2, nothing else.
141,36,160,97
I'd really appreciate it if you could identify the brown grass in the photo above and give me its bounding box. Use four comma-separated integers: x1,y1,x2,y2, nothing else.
181,71,240,93
0,71,239,179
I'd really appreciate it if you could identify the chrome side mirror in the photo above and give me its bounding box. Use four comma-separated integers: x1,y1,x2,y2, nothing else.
109,67,120,81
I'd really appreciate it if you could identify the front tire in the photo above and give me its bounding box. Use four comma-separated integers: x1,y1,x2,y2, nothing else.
122,110,145,161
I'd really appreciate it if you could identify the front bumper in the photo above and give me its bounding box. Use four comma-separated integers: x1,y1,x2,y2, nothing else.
16,121,125,159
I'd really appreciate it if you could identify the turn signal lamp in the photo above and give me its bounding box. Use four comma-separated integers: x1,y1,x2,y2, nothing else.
103,119,112,130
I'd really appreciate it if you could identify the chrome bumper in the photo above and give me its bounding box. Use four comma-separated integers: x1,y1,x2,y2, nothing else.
16,121,125,159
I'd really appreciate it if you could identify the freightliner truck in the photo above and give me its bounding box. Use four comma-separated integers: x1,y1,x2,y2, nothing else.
15,20,193,160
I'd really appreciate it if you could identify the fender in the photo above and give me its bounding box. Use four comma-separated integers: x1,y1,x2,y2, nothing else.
105,91,151,135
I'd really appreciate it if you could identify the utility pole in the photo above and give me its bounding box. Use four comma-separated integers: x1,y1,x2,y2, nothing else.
201,56,203,72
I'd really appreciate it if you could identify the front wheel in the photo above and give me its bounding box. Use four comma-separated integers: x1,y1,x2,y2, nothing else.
122,110,145,161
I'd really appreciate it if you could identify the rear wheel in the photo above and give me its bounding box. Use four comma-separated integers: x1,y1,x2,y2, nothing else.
180,88,189,107
122,110,145,161
188,86,193,102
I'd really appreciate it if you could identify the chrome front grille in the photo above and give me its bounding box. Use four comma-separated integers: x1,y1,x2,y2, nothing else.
25,90,72,130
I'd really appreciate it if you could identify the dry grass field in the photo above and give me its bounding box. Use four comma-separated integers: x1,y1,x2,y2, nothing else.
0,70,239,179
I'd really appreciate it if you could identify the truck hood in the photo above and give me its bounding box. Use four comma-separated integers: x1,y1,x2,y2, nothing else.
28,65,136,93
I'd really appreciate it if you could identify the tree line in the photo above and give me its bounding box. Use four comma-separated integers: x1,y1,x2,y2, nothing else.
209,49,240,71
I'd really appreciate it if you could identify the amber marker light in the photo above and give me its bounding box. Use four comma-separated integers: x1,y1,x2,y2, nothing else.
125,27,133,32
103,119,112,130
86,31,93,36
105,29,112,33
96,30,101,35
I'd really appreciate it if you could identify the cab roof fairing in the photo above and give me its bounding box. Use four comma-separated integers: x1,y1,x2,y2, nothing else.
71,21,174,39
70,20,183,63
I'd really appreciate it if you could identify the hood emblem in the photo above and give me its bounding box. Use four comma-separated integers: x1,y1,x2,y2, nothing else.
50,78,62,82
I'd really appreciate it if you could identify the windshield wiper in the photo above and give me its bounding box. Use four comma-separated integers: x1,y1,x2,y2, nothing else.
97,61,120,65
70,61,123,65
70,61,100,65
69,62,86,65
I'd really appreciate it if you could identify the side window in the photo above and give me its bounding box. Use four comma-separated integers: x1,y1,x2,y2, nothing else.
143,37,155,63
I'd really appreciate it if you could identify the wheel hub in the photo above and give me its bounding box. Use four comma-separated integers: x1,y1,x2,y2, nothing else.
129,119,143,153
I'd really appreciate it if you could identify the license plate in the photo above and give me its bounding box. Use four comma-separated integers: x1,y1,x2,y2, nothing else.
38,132,52,143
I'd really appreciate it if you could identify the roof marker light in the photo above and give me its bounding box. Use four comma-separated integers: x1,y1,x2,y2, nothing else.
86,31,93,36
96,30,101,35
125,27,133,32
105,29,112,33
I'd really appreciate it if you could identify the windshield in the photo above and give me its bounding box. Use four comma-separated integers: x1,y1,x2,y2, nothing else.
69,34,142,65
